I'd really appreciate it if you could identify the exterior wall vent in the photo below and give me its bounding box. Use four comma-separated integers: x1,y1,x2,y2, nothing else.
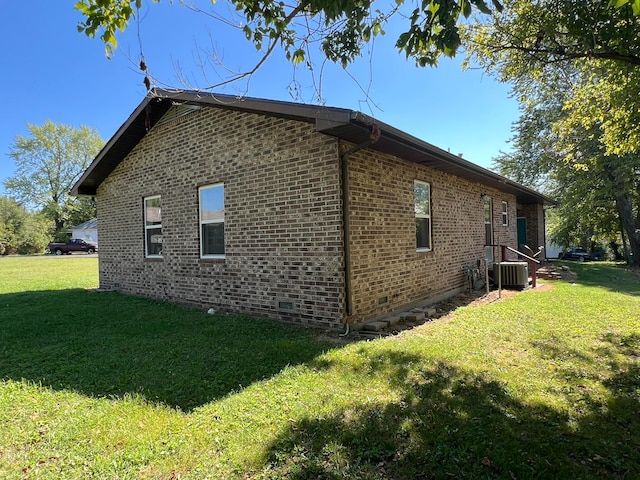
156,104,200,127
493,262,529,289
277,299,295,312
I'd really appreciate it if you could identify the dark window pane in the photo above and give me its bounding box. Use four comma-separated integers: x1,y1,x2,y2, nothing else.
146,227,162,256
202,222,225,255
485,223,492,245
416,218,431,250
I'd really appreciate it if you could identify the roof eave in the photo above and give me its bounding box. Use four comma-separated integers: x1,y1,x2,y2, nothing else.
71,95,158,197
316,114,553,205
71,89,352,196
72,88,551,206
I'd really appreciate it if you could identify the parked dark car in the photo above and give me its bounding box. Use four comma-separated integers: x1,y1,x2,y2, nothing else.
560,247,594,262
47,239,98,255
589,251,604,261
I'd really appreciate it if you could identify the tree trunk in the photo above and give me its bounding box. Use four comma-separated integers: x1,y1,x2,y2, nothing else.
615,193,640,267
620,224,629,261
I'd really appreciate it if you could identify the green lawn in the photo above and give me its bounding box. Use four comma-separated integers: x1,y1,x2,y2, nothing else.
0,256,638,479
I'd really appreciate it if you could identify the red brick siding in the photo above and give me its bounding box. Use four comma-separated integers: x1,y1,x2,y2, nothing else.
97,107,344,328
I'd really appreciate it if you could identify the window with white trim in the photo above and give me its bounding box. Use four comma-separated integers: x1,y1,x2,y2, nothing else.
199,184,225,258
501,201,508,226
414,180,432,251
144,195,162,258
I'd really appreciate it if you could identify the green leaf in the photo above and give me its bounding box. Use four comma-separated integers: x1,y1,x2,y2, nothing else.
243,25,252,41
608,0,628,8
362,26,371,43
292,48,305,64
462,0,472,17
473,0,492,15
396,31,410,50
75,1,90,15
102,30,114,46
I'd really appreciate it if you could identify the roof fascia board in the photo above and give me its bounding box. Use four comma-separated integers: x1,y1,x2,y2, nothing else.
317,112,552,205
381,123,552,203
152,89,353,124
72,88,551,204
71,95,154,196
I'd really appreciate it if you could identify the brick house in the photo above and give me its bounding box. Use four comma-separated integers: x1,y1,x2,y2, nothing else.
72,89,549,330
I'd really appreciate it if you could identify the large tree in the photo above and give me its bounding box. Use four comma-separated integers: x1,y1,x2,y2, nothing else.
5,121,103,233
74,0,640,92
75,0,503,71
464,0,640,266
474,53,640,265
467,0,640,156
0,196,51,255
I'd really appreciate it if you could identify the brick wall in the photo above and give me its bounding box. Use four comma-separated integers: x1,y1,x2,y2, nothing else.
493,199,518,258
345,146,518,324
96,103,530,329
97,107,344,328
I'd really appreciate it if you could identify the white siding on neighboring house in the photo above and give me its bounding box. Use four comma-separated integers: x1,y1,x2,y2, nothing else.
545,241,563,258
69,218,98,244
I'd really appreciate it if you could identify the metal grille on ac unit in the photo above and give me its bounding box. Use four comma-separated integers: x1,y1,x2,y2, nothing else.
493,262,529,289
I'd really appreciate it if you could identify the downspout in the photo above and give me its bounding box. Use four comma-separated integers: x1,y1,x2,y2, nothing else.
340,124,381,331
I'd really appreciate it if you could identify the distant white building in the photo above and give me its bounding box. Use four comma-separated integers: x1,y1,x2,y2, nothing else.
69,218,98,244
545,241,562,258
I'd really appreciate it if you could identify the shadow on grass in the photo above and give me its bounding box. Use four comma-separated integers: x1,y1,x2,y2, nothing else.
262,343,640,479
0,289,335,411
551,261,640,296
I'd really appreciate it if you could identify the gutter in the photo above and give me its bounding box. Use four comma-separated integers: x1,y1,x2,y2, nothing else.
340,123,381,320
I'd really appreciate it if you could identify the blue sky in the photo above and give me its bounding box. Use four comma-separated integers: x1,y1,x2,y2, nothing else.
0,1,519,194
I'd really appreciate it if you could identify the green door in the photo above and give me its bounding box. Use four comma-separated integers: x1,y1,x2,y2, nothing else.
517,217,527,249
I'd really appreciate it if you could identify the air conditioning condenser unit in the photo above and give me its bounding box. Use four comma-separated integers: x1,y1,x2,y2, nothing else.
493,262,529,289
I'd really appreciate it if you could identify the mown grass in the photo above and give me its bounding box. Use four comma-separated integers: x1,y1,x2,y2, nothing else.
0,256,638,479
